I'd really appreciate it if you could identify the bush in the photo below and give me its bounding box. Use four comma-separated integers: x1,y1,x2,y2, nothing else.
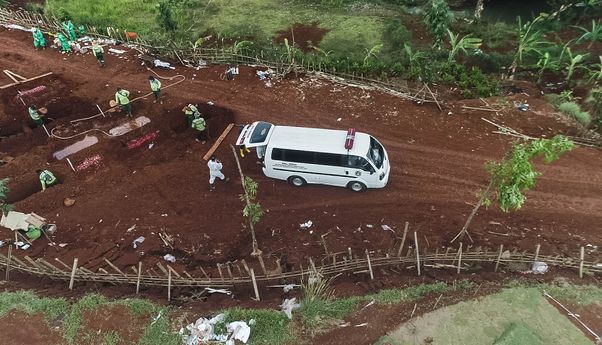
382,18,412,53
424,0,452,49
24,2,45,14
585,87,602,128
156,0,176,31
558,102,592,127
440,62,500,98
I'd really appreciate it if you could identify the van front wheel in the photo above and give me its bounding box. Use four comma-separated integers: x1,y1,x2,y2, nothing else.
288,176,307,187
347,181,366,192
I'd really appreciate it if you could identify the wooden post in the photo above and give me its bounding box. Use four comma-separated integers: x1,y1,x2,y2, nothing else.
217,264,224,281
579,246,585,278
457,243,463,274
257,255,267,275
136,262,142,294
348,247,353,260
366,250,374,280
533,244,541,265
250,268,260,301
167,268,172,301
397,222,409,257
494,244,503,272
5,245,12,281
414,231,420,276
69,258,78,290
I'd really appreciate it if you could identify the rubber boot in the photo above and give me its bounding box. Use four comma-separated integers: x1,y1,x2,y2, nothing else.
239,148,245,157
245,147,251,153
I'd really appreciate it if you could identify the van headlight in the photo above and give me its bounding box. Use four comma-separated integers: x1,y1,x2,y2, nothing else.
379,172,385,180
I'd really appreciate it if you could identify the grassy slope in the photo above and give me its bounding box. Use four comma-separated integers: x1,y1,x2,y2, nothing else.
380,286,595,345
44,0,389,57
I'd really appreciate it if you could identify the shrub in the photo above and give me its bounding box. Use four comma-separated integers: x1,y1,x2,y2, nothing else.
156,0,176,31
440,62,500,98
424,0,452,49
585,87,602,127
24,2,45,14
558,102,592,127
382,18,412,53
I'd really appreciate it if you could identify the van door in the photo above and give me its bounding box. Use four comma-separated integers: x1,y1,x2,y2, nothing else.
345,155,377,187
236,121,274,148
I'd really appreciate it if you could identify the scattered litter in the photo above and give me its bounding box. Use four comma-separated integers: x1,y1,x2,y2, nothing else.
532,261,548,274
0,241,4,247
161,214,168,217
207,101,214,105
204,288,232,295
20,244,31,250
63,197,76,207
148,143,155,149
154,59,175,69
354,323,368,327
228,321,251,343
514,100,529,111
381,224,394,233
336,118,342,122
58,243,68,248
361,300,375,310
151,310,163,325
256,69,274,80
184,314,253,344
127,224,137,232
283,284,297,293
163,254,176,262
366,224,373,229
595,263,602,268
280,298,300,319
300,220,313,229
108,48,126,54
132,236,145,249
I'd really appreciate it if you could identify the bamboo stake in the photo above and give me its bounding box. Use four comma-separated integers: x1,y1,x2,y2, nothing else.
366,250,374,280
250,268,260,301
136,262,142,294
217,264,224,281
457,243,463,274
69,258,78,290
579,246,585,278
5,245,12,281
257,255,267,275
397,222,409,257
494,244,503,272
414,231,421,276
167,268,172,301
533,244,541,265
104,258,126,276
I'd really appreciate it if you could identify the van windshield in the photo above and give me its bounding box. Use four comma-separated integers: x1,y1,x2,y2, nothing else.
250,122,273,144
368,137,384,169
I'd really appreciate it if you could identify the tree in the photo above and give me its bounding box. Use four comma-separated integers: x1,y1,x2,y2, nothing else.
452,135,574,242
156,0,177,32
424,0,453,49
0,178,13,215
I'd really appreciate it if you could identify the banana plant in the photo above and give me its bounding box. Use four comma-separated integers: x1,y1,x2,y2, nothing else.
573,20,602,48
536,52,560,83
363,44,383,66
563,47,589,82
509,15,549,79
233,40,254,54
308,44,333,57
585,55,602,82
403,44,426,76
446,29,482,62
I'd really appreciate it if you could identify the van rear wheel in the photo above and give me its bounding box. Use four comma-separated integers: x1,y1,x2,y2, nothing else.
347,181,366,192
288,176,307,187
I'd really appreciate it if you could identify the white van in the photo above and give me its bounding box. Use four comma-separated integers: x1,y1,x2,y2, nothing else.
236,121,390,192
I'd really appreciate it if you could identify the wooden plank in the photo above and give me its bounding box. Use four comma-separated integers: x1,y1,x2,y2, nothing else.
5,245,12,281
104,258,126,276
5,70,27,81
136,262,142,294
3,70,19,83
203,123,234,160
69,258,78,290
155,262,168,276
0,72,53,90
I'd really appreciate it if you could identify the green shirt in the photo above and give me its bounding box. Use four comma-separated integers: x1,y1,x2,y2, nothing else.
192,117,206,131
39,170,57,186
28,108,40,120
91,44,103,56
115,90,130,105
149,79,161,91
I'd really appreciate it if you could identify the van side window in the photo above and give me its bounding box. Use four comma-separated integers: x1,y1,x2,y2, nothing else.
315,152,344,166
271,148,316,164
347,155,374,172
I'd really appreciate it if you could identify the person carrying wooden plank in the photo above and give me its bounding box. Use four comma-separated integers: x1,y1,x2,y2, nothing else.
91,40,105,67
148,76,162,104
32,27,46,49
115,88,132,117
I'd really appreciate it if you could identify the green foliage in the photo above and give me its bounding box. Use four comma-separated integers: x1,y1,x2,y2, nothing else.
536,52,560,82
585,55,602,82
102,331,121,345
402,43,426,78
24,2,45,14
511,15,550,74
64,294,108,344
222,308,295,345
486,135,574,212
440,63,500,98
363,43,384,66
424,0,452,49
573,20,602,48
539,283,602,305
0,290,68,321
117,298,158,316
0,178,13,215
493,322,544,345
239,176,263,225
585,87,602,127
156,0,177,31
561,47,589,82
558,102,592,126
446,29,482,63
139,308,181,345
299,296,361,328
382,18,412,53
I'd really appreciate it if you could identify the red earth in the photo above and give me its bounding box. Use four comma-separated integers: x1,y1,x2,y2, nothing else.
1,26,601,300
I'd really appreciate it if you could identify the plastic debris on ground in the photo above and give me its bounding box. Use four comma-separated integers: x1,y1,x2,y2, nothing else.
283,284,298,293
132,236,145,249
163,254,176,262
531,261,548,274
280,298,301,319
381,224,394,232
2,24,30,31
514,100,529,111
109,48,126,54
204,287,232,295
184,314,252,345
300,220,313,229
154,59,176,69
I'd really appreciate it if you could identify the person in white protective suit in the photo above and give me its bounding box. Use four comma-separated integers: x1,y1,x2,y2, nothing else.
207,155,229,191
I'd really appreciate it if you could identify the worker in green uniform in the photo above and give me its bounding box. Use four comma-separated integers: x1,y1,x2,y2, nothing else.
78,24,86,36
25,225,42,240
148,75,162,104
56,32,71,53
91,40,105,67
28,105,45,127
62,20,76,41
37,169,58,191
182,104,200,127
115,88,132,117
32,27,46,49
192,116,207,143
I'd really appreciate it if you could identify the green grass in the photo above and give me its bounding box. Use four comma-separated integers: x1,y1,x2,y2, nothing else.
558,101,592,127
221,308,297,345
382,286,593,345
0,290,68,322
102,330,121,345
64,293,109,344
138,307,181,345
